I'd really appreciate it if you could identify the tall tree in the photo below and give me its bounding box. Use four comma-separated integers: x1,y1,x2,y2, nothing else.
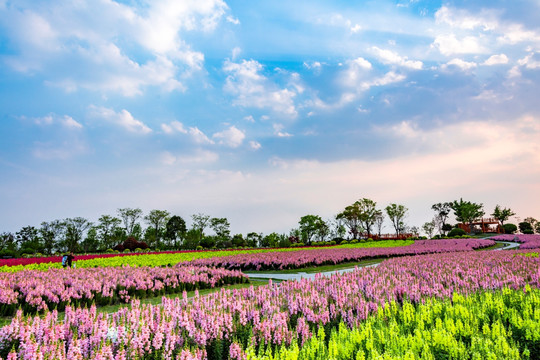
117,208,143,237
298,215,327,245
336,203,363,240
357,198,378,238
80,226,99,253
97,215,122,250
422,220,436,239
450,198,484,234
491,205,515,228
385,203,408,236
246,232,262,248
191,213,211,242
16,225,42,254
63,217,92,252
165,215,187,249
210,217,231,240
431,202,452,235
40,220,64,255
374,211,385,237
0,232,16,253
144,209,170,249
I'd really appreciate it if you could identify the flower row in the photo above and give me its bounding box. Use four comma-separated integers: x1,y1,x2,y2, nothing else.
180,238,495,270
0,265,248,316
1,249,536,359
490,233,540,249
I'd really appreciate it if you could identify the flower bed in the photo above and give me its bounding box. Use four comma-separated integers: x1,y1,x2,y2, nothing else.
490,234,540,249
180,238,495,271
0,266,247,316
1,249,535,359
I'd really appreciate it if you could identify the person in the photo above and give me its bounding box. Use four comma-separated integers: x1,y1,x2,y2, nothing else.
62,252,75,268
67,252,74,268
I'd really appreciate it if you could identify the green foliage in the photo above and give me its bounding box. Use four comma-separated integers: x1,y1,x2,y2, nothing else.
503,223,518,234
519,222,534,234
447,228,467,237
246,288,540,360
450,198,484,232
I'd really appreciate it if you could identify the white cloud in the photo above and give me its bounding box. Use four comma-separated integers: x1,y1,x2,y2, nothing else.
160,151,177,165
161,120,187,134
231,47,242,61
88,106,152,134
442,58,478,71
497,24,540,45
212,126,245,148
223,59,298,117
483,54,509,66
433,34,487,56
370,47,423,70
273,123,293,137
226,16,240,25
62,116,83,129
189,127,214,144
249,140,261,150
243,115,255,123
435,6,498,31
518,53,540,69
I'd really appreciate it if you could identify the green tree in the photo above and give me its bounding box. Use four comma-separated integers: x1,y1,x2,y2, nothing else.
523,217,538,233
16,226,42,254
165,215,187,249
374,211,385,238
450,198,485,235
519,221,534,234
431,202,452,235
210,217,231,240
80,226,99,253
117,207,143,236
0,232,17,255
144,209,170,249
191,213,211,242
385,203,408,236
97,215,122,250
231,234,246,247
491,205,516,227
298,214,326,245
336,200,370,239
262,232,281,247
422,220,436,239
246,232,262,248
183,228,201,249
63,217,92,252
40,220,63,255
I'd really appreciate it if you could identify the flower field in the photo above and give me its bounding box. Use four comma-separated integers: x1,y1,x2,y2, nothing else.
490,234,540,250
181,239,495,270
0,240,414,273
1,247,537,359
0,266,247,316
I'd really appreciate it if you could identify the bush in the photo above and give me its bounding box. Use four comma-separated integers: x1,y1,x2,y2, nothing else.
196,245,203,251
367,238,373,242
447,228,467,237
134,248,143,253
503,223,518,234
350,239,359,244
326,241,336,246
340,240,350,245
523,229,534,234
123,249,131,253
105,248,115,253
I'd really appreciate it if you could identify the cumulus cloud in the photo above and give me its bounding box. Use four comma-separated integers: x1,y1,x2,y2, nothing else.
433,34,487,56
1,0,229,95
212,125,245,148
32,114,83,129
223,59,298,117
518,52,540,69
249,140,261,150
483,54,509,66
370,47,423,70
161,120,188,134
88,106,152,134
189,127,214,144
442,58,478,71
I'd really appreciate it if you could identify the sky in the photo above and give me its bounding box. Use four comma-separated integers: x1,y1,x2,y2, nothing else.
1,0,539,236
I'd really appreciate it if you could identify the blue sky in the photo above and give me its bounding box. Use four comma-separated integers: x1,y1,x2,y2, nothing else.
1,0,539,235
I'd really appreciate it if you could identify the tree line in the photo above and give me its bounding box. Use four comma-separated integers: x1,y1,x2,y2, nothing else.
0,199,538,257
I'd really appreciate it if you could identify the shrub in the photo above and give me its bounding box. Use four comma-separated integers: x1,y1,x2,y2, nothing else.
503,223,518,234
447,228,467,237
123,249,131,253
350,239,359,244
326,241,336,246
340,240,350,245
134,248,143,253
105,248,115,253
196,246,203,251
367,238,373,242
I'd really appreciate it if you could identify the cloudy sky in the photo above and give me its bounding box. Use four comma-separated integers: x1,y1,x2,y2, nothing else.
1,0,539,235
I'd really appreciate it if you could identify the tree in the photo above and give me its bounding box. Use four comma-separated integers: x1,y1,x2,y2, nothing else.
63,217,92,252
519,221,534,234
97,215,122,250
80,226,99,253
503,223,517,234
337,198,378,239
210,217,231,240
422,220,436,239
117,208,143,237
450,199,484,234
144,209,170,249
165,215,187,249
40,220,63,255
491,205,515,227
523,217,538,233
16,226,42,254
330,217,347,240
298,214,326,245
232,234,246,247
374,211,385,237
385,204,408,236
246,232,262,248
431,202,452,235
0,232,17,256
191,213,211,242
261,232,281,247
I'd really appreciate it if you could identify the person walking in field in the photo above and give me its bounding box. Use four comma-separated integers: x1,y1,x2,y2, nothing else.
62,252,75,268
